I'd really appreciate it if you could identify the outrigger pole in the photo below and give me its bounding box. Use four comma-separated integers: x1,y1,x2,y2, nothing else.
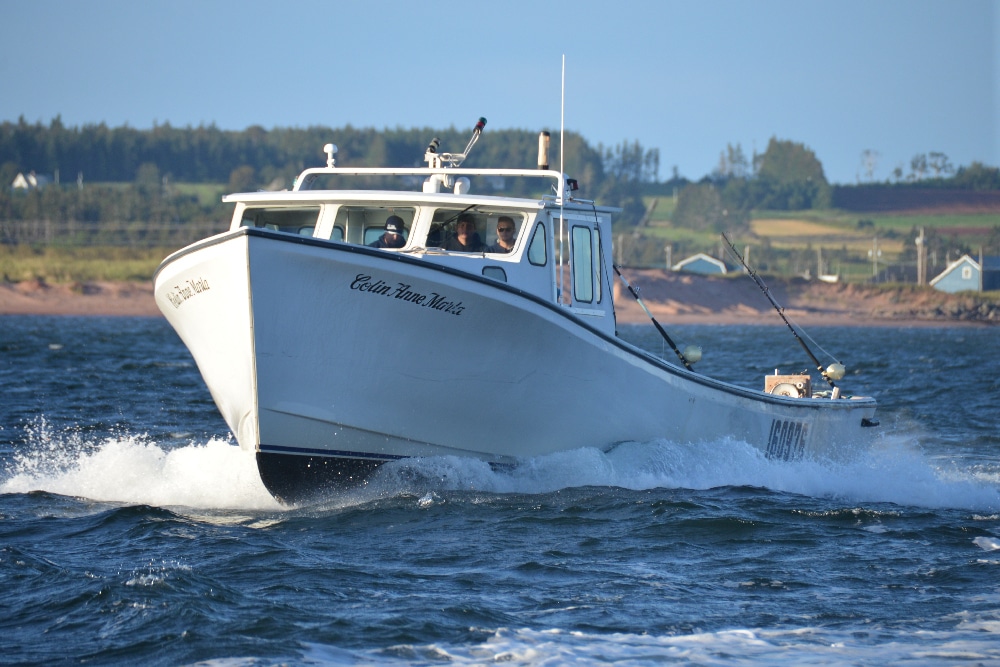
720,232,840,391
613,265,695,371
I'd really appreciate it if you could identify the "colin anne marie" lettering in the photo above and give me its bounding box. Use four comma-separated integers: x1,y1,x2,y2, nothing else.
350,274,465,316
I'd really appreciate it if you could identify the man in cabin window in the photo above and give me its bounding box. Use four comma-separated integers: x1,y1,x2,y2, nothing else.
369,215,406,249
485,216,516,253
444,214,485,252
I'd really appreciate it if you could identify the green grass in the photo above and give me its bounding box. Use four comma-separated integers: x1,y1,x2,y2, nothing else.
173,182,227,207
866,213,1000,232
88,181,227,207
0,246,168,283
642,196,677,224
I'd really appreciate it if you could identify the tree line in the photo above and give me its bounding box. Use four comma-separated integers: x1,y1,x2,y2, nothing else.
2,117,998,240
0,117,662,232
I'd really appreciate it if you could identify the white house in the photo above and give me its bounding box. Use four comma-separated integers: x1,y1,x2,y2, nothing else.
11,172,51,190
672,252,728,275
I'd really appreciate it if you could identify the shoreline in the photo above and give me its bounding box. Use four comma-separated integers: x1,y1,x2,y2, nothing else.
1,274,996,327
0,280,161,317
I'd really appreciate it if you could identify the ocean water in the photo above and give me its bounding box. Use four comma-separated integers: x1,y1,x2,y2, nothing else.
1,315,999,666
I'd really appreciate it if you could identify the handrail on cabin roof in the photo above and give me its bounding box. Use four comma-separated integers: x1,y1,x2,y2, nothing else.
293,166,573,200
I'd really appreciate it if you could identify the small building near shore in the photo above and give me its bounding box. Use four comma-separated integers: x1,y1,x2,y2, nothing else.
11,172,51,190
672,253,728,275
929,254,1000,293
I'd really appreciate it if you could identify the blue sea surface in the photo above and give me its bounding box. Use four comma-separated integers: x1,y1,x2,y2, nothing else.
1,316,999,665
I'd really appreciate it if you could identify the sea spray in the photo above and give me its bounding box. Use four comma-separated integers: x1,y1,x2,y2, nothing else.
1,420,279,511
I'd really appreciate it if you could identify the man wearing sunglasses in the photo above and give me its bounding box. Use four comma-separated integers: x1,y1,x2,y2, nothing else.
485,216,517,254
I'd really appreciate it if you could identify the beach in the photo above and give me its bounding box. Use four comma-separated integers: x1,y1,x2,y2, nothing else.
0,279,161,317
1,272,996,325
610,269,999,326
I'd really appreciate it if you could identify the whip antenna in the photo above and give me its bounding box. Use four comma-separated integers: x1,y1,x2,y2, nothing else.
558,55,566,303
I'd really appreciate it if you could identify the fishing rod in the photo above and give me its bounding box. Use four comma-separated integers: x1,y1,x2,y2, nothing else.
720,232,843,391
613,265,698,371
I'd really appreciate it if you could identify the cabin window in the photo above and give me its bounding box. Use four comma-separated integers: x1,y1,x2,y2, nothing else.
331,206,414,246
427,209,483,250
572,225,594,303
427,210,526,252
484,214,524,254
240,207,321,236
962,266,973,280
528,223,547,266
482,266,507,282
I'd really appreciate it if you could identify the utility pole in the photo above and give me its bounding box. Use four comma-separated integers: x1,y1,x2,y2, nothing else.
980,246,985,292
868,236,882,281
916,227,926,286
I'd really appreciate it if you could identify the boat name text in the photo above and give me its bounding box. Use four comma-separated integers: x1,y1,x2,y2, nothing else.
765,419,808,461
350,274,465,316
166,277,211,308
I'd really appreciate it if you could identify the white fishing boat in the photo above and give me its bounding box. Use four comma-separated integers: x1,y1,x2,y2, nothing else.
154,120,878,503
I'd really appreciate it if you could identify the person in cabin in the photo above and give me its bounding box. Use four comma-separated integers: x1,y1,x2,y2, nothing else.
443,214,485,252
368,215,406,249
485,216,517,253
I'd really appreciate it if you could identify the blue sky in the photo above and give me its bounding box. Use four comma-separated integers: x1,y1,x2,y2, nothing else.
1,0,996,185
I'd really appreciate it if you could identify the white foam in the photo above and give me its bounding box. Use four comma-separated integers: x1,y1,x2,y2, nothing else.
291,625,1000,666
1,420,280,511
4,419,998,513
366,435,1000,512
974,536,1000,552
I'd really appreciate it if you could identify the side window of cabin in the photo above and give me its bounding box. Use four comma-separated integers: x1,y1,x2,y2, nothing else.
572,225,594,303
528,223,547,266
240,207,320,236
331,207,414,246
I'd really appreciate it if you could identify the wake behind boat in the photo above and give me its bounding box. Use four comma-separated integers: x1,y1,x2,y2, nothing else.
154,120,878,504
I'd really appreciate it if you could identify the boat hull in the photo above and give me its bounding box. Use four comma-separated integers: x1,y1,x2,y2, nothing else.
155,230,878,503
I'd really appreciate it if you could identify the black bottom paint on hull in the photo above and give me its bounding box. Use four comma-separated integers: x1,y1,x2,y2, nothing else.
256,452,387,504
